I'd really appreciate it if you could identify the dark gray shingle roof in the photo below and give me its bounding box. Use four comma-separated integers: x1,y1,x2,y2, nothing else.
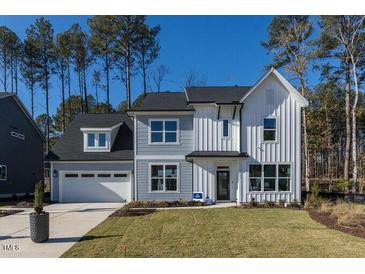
185,86,251,104
131,92,193,111
0,92,13,99
47,113,133,161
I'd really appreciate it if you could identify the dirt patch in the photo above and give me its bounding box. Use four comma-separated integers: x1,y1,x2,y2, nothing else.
0,209,23,217
308,208,365,239
109,208,156,217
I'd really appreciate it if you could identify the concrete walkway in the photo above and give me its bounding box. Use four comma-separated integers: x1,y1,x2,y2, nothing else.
0,203,122,258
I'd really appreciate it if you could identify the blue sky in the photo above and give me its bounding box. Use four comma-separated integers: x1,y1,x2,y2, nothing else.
0,15,317,117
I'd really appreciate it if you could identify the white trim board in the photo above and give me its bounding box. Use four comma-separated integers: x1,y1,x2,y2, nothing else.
135,155,186,160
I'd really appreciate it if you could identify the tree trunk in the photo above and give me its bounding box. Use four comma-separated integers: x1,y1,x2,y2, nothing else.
15,58,18,95
10,59,13,93
300,78,310,191
67,60,72,123
45,64,50,155
83,64,88,113
126,47,131,109
3,52,6,92
30,82,34,118
78,71,84,113
105,53,110,112
61,63,66,133
142,56,146,96
344,61,351,181
350,58,359,192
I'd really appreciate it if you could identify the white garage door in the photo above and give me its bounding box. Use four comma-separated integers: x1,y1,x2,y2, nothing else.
59,171,131,203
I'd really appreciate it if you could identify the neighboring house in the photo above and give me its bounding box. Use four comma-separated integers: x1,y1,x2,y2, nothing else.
0,92,45,198
49,67,308,203
47,113,134,202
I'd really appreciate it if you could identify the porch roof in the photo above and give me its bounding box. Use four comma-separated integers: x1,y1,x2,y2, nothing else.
185,151,249,162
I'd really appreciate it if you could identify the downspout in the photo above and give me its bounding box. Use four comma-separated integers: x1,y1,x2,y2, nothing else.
239,103,244,153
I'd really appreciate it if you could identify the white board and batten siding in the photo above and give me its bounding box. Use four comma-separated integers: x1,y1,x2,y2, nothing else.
193,105,240,151
240,74,302,203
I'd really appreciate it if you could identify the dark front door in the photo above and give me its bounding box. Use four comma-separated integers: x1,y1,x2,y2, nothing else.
217,171,230,200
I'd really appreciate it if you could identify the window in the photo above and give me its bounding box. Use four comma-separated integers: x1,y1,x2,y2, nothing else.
97,174,111,177
65,173,78,177
11,131,25,140
249,165,261,191
278,164,291,191
223,119,229,137
114,173,127,177
263,118,277,141
249,164,291,192
150,164,178,192
98,133,106,147
81,174,94,178
150,119,178,144
0,165,7,181
87,133,95,147
85,132,109,150
263,165,276,191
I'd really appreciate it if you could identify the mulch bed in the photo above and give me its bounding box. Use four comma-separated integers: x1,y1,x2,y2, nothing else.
238,204,302,210
0,209,23,217
0,194,52,208
307,208,365,240
127,200,206,208
109,208,156,217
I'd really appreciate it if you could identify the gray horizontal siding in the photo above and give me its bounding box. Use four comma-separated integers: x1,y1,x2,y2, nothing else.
136,115,193,155
137,159,192,201
51,162,133,201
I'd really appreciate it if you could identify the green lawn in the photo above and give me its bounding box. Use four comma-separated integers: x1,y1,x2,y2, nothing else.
62,208,365,258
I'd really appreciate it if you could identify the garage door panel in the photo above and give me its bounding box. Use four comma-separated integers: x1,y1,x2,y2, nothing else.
60,171,131,203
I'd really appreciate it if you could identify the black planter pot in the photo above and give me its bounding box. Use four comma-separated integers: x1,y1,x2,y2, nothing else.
29,212,49,243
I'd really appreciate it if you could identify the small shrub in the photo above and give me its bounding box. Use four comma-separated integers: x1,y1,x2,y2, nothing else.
34,181,44,214
289,199,300,208
279,199,286,206
333,179,351,193
303,196,312,209
330,200,365,226
318,199,333,214
250,198,257,207
311,182,321,199
264,200,275,207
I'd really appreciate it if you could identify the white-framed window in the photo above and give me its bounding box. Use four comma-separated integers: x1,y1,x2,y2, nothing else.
263,117,277,142
149,163,179,192
0,165,7,181
84,132,109,151
149,119,179,144
11,131,25,140
222,119,230,138
249,163,291,192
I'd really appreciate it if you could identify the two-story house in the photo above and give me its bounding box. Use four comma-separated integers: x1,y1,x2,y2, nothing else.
49,68,308,204
0,92,45,198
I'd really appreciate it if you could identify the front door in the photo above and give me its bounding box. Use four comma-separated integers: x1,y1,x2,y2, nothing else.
217,171,230,200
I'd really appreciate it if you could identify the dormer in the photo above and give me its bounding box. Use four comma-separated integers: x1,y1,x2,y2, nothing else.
81,122,123,152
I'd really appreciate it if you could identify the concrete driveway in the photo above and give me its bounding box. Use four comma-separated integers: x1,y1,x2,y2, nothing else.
0,203,122,258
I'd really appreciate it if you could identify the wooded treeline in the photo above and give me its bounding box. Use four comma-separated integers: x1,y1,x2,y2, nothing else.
0,16,161,153
263,16,365,192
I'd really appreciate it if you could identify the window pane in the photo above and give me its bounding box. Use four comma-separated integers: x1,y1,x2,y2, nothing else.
114,174,127,177
88,133,95,147
97,174,111,177
99,133,106,147
165,165,177,177
264,130,276,141
81,174,94,177
165,121,177,131
264,165,276,177
250,178,261,191
151,178,164,191
166,179,177,191
151,121,163,131
223,120,229,137
65,174,78,177
279,178,290,191
249,165,261,177
279,165,291,177
151,165,163,177
0,165,6,179
264,118,276,129
151,132,163,142
264,178,276,191
165,132,177,143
